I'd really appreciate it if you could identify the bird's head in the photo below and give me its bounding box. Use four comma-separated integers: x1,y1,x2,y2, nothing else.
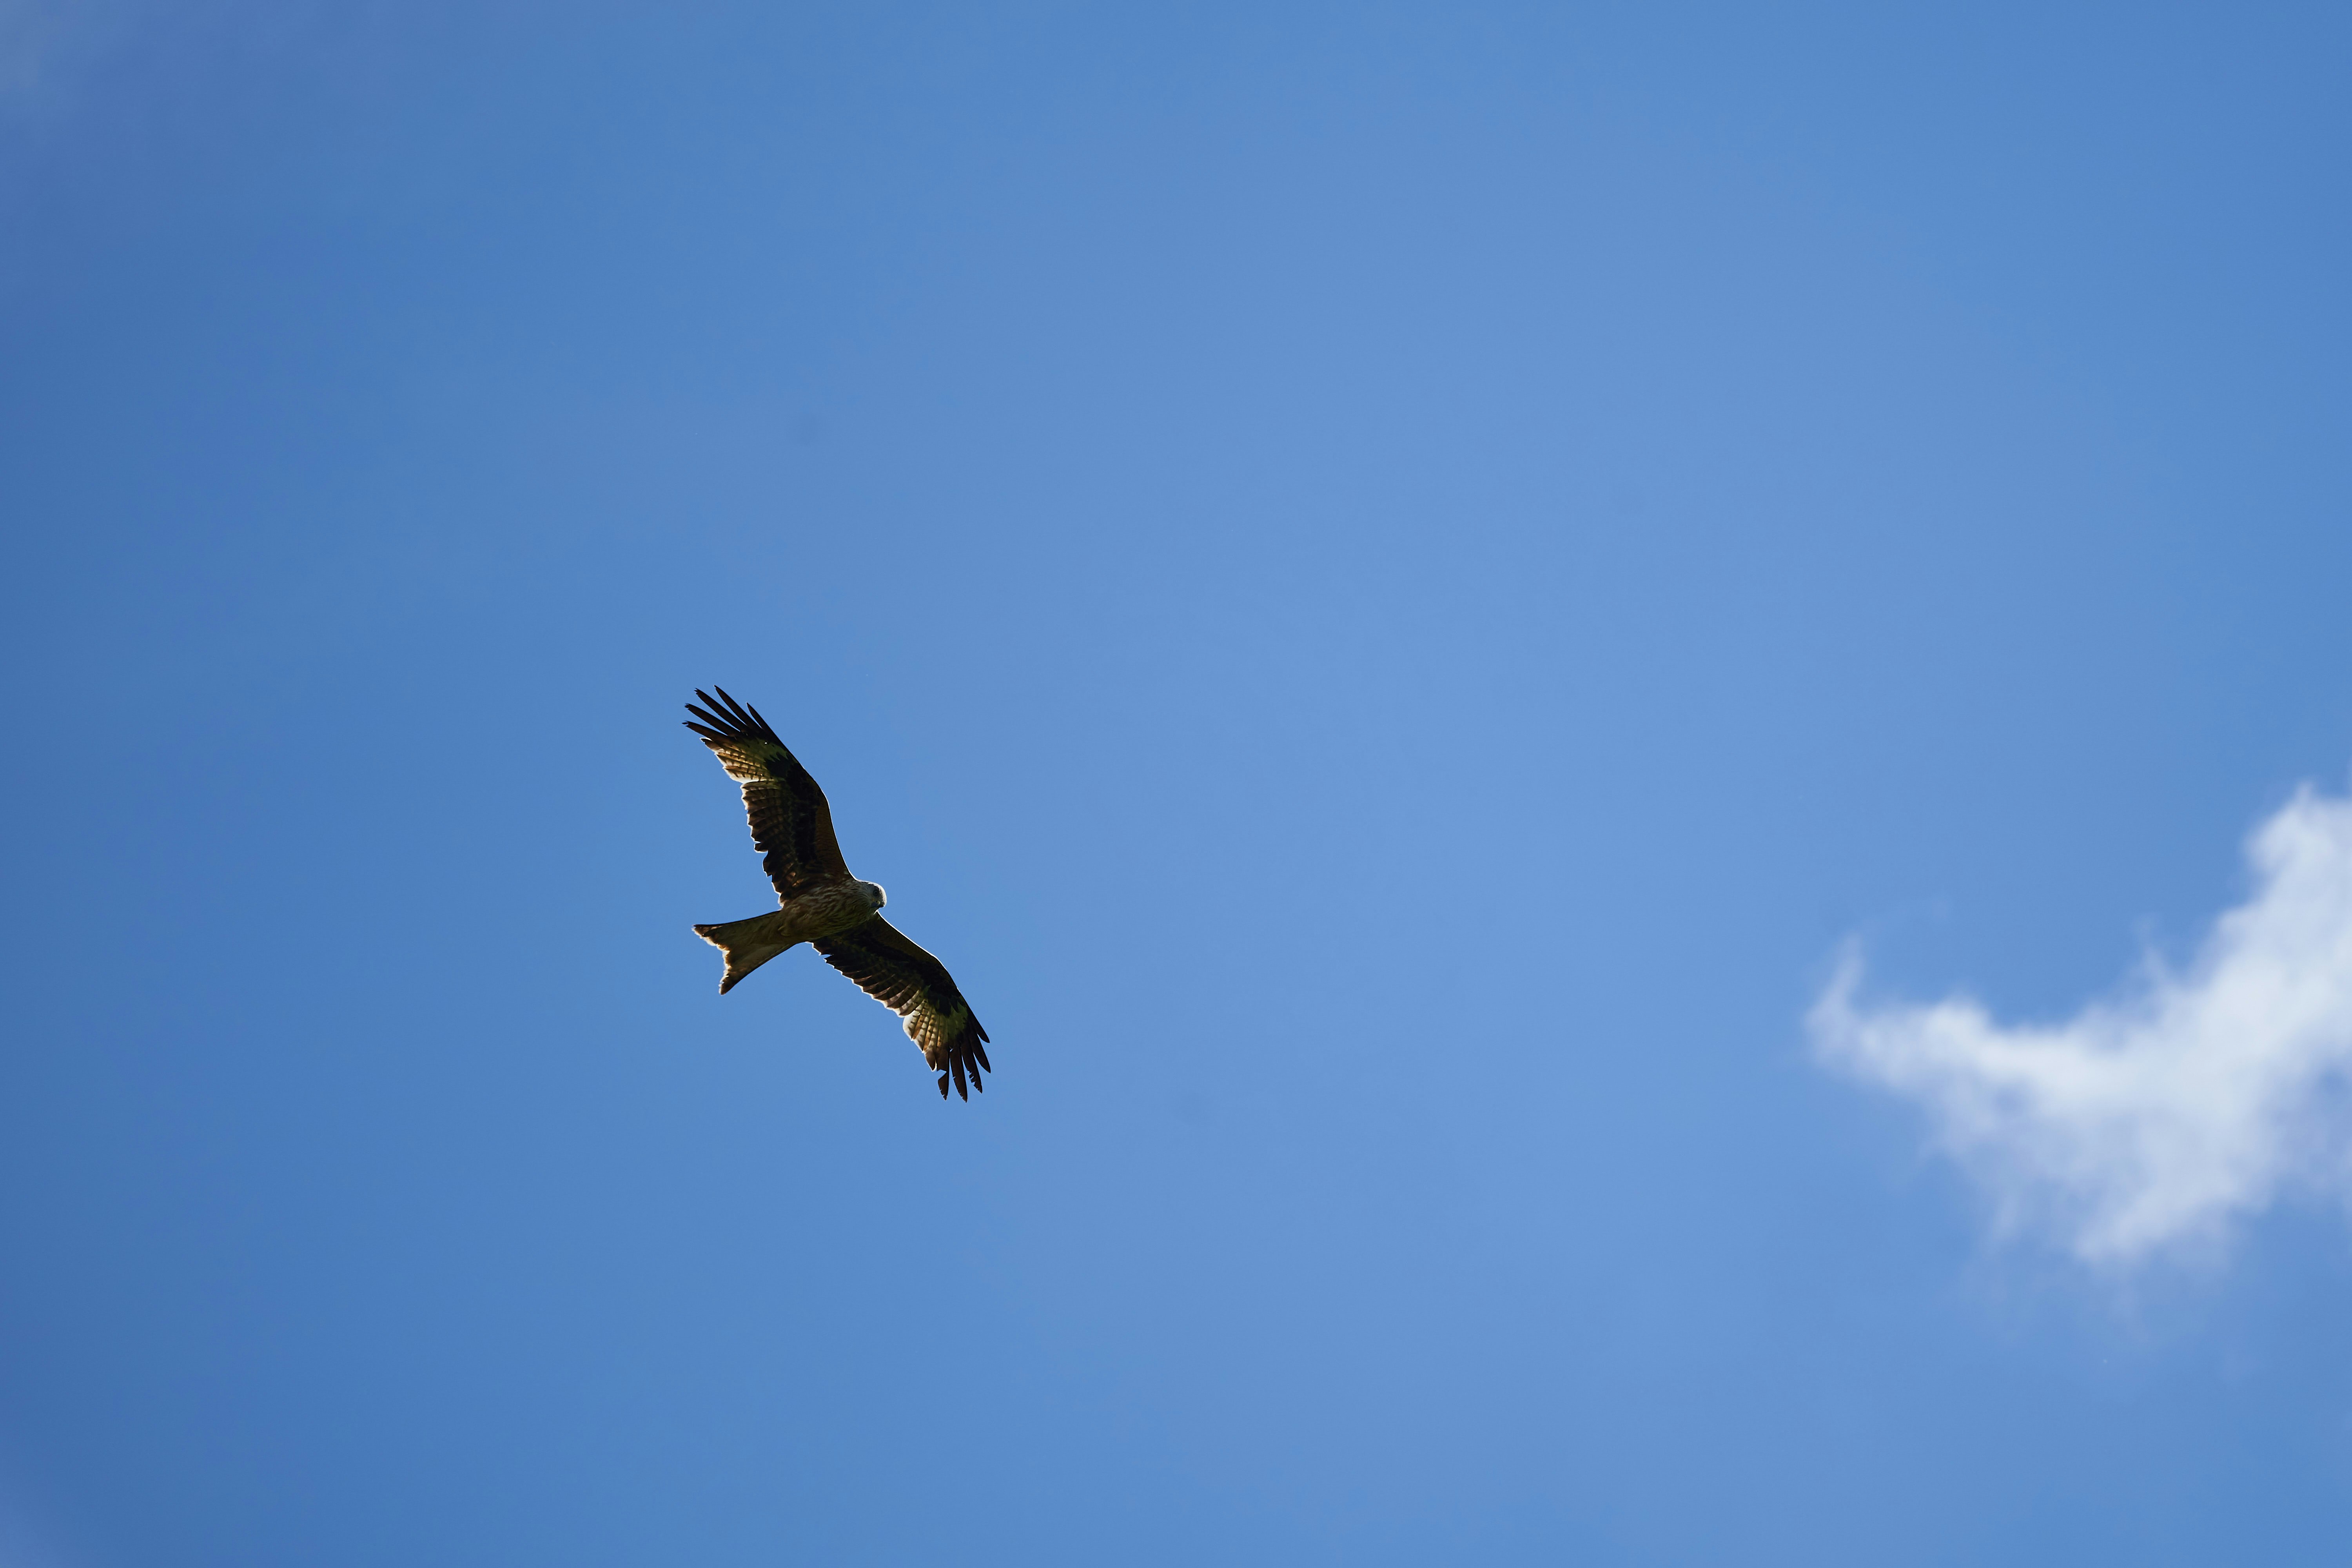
858,880,887,911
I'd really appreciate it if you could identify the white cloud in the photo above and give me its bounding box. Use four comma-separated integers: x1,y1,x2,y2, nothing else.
1811,780,2352,1265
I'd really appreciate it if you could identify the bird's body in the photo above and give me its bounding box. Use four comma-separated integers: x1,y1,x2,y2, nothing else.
691,881,878,989
684,687,992,1100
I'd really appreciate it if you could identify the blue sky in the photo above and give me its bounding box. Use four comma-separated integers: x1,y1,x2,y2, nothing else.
4,2,2352,1562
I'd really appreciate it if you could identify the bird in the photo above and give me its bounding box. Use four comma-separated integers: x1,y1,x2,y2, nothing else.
683,687,992,1100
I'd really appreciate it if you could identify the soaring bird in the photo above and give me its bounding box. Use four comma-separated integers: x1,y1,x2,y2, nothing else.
684,688,992,1100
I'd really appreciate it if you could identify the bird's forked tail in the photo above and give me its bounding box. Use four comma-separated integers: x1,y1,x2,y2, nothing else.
693,912,798,994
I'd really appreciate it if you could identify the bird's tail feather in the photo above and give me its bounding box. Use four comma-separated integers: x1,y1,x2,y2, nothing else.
693,913,798,994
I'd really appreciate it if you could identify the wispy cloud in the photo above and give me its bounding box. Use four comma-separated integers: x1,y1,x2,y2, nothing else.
1811,780,2352,1266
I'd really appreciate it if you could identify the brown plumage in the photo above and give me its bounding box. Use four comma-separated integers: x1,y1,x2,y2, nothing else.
684,687,992,1100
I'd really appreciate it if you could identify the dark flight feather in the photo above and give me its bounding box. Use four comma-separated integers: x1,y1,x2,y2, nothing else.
683,686,850,899
814,916,993,1100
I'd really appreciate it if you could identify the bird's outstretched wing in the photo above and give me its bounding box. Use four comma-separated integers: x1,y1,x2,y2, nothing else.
684,688,851,899
814,917,992,1100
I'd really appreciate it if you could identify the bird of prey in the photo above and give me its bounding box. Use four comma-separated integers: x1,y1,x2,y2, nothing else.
684,688,992,1100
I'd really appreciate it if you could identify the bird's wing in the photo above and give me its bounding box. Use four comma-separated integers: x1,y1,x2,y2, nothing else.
814,916,992,1100
684,687,851,898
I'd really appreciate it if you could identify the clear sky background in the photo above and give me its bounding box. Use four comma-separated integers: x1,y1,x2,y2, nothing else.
4,2,2352,1563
